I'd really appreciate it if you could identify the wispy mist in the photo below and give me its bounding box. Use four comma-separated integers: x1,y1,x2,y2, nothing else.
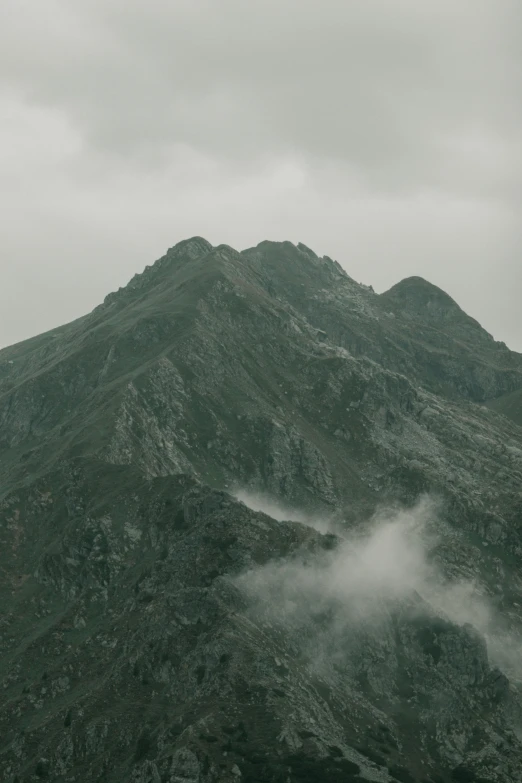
235,492,522,682
234,489,332,533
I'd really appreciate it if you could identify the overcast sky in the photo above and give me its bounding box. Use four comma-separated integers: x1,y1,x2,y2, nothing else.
1,0,521,350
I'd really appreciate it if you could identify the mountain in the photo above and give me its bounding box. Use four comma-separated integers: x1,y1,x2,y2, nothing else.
1,238,522,783
486,388,522,428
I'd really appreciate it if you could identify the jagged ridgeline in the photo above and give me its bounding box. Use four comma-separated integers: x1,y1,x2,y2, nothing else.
1,238,522,782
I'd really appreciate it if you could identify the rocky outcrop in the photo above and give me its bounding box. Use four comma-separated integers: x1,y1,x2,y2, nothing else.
1,459,521,782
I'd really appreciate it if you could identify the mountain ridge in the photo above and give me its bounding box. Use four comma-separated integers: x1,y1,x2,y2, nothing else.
1,238,522,782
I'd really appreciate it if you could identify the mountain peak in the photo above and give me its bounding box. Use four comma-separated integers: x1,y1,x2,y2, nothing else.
381,275,458,310
165,236,213,259
100,237,214,309
380,275,494,342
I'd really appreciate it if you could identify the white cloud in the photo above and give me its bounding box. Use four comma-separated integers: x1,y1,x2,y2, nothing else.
236,496,522,681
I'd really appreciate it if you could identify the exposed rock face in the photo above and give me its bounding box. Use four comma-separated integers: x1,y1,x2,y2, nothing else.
0,238,521,782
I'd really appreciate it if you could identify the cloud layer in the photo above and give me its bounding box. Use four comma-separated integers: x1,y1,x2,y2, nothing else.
1,1,520,348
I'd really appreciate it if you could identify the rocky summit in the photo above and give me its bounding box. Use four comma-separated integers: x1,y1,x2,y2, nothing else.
1,239,522,783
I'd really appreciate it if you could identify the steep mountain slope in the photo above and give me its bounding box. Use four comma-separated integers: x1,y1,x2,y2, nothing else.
487,388,522,427
242,242,522,403
1,238,522,783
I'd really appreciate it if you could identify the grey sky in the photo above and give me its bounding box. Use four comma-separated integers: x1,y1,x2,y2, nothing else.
1,0,521,350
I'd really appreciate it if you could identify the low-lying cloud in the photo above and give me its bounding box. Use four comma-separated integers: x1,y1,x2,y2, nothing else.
237,493,435,615
234,489,332,533
235,491,522,682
